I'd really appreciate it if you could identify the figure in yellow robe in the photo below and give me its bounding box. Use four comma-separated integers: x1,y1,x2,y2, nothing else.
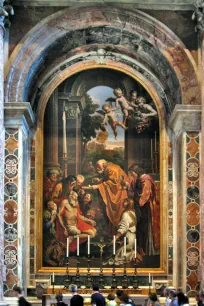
91,160,129,230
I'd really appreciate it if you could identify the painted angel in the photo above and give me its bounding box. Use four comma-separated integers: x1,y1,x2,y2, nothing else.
96,104,127,140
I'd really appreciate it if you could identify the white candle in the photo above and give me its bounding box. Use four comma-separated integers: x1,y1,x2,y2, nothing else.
66,237,69,257
134,239,137,259
88,235,90,255
113,235,116,255
149,273,151,284
151,139,153,159
53,272,55,283
124,237,126,256
77,236,79,256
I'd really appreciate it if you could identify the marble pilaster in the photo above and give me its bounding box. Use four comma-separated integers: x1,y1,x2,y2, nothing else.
4,103,35,297
0,1,5,301
169,105,201,293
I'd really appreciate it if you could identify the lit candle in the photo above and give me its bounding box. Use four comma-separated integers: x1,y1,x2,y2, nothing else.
88,235,90,255
53,272,55,283
124,237,126,256
113,235,116,255
77,236,79,256
66,237,69,257
134,239,137,259
155,131,157,151
151,139,153,159
149,273,151,284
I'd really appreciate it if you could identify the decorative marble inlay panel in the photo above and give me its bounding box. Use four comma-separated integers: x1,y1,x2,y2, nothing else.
3,129,18,296
186,133,200,296
30,136,36,278
168,141,173,277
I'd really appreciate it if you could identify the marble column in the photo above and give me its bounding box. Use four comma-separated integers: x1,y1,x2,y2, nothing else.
0,2,5,301
169,105,201,293
44,89,60,171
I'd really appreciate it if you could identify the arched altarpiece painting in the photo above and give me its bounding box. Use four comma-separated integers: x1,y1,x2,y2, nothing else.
3,5,201,297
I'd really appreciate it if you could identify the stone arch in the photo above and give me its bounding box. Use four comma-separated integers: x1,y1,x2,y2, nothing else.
4,5,199,114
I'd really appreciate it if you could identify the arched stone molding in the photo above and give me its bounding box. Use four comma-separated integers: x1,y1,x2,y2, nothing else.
4,5,200,110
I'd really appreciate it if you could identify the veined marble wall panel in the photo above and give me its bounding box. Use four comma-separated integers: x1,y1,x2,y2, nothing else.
186,133,200,296
168,141,173,279
3,128,19,296
30,136,36,280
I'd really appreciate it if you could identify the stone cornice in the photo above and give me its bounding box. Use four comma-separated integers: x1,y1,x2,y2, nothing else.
13,0,195,11
169,105,201,134
4,102,35,129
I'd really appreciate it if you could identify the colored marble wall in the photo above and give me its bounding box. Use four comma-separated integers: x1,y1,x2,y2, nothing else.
186,133,200,296
3,129,19,296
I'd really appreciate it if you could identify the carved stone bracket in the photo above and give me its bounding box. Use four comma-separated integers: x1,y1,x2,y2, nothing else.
192,0,204,32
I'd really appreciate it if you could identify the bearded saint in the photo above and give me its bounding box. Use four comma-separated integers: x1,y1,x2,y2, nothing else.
90,159,129,233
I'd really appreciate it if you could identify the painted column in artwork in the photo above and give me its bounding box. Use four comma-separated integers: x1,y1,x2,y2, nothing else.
44,89,60,171
58,95,83,176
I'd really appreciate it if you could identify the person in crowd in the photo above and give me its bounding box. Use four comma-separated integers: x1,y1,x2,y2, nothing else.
149,293,160,306
116,291,135,306
119,293,132,306
200,293,204,305
13,286,31,306
55,293,67,306
107,293,117,306
163,288,171,306
169,290,179,306
91,284,106,306
69,284,84,306
196,292,202,306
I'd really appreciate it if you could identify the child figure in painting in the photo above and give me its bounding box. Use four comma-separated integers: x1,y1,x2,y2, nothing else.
113,88,137,125
101,103,127,140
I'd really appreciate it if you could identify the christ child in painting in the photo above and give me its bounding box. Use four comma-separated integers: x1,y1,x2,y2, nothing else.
113,88,137,125
101,103,127,140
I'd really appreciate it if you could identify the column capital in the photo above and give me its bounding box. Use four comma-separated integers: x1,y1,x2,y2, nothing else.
0,1,14,31
4,102,35,132
169,105,201,134
192,0,204,32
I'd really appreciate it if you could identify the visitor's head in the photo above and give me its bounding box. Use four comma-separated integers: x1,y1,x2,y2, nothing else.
120,293,130,304
96,159,107,174
116,290,124,301
149,293,158,303
102,104,112,113
47,169,59,182
56,293,63,302
107,293,115,301
47,200,56,212
84,193,93,205
77,175,85,187
130,90,138,102
69,284,78,295
169,290,177,300
113,88,123,98
92,284,99,292
163,287,170,298
13,286,22,297
137,96,146,106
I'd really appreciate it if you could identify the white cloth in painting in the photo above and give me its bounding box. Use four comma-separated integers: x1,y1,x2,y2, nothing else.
115,210,137,265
